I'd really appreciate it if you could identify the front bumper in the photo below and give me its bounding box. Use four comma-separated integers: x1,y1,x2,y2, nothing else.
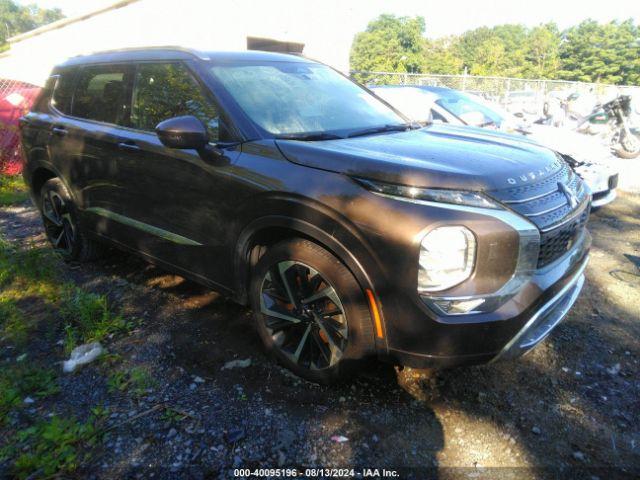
591,189,617,208
590,173,618,207
382,234,590,369
491,253,587,362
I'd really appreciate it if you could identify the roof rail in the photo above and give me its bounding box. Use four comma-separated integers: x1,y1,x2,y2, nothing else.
70,46,210,61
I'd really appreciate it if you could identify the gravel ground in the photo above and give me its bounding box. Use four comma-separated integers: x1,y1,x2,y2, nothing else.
0,193,639,479
615,157,640,193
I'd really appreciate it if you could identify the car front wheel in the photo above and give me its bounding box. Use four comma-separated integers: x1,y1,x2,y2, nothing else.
250,239,375,384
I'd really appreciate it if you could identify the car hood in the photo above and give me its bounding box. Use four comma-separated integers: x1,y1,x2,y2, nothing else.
523,124,615,166
493,123,619,189
275,124,564,191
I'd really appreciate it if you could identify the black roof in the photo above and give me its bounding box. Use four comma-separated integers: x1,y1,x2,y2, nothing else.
58,47,315,67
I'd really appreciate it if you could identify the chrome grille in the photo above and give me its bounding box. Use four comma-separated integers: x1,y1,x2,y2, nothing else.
489,161,590,268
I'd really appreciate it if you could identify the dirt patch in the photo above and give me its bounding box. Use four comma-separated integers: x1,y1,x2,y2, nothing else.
1,194,639,479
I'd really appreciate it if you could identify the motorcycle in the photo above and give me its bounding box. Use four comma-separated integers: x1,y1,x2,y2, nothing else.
575,95,640,159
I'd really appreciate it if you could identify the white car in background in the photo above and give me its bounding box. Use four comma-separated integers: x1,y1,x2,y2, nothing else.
372,85,619,207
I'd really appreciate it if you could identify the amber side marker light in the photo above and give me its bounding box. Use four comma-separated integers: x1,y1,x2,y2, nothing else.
365,288,384,338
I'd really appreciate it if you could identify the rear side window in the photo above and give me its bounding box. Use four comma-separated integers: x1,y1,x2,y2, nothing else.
131,63,222,141
49,71,75,114
72,65,132,125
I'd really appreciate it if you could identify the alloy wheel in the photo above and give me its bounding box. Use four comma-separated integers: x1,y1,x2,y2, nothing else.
42,190,76,255
259,261,348,370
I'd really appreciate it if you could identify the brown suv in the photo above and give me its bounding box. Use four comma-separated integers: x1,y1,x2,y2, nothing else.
20,48,591,383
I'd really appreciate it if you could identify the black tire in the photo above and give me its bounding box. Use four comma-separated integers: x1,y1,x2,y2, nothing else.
249,238,375,384
39,178,105,262
613,131,640,159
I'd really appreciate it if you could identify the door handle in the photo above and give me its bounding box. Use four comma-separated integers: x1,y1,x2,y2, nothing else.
52,126,67,137
117,141,141,152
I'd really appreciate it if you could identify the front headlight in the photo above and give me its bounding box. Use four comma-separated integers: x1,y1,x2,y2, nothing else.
355,176,541,316
418,226,476,292
354,178,501,209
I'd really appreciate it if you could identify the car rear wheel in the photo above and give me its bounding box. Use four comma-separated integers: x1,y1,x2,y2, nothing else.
40,178,104,262
250,239,375,384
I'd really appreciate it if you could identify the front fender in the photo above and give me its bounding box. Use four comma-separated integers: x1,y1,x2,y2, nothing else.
233,198,389,348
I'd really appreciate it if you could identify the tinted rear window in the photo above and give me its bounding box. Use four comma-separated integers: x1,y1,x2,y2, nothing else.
71,64,132,124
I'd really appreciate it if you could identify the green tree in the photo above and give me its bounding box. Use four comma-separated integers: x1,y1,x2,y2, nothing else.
456,24,539,77
558,19,640,84
524,23,561,78
0,0,64,47
491,24,528,76
469,36,507,75
423,36,463,74
350,15,640,86
350,14,427,82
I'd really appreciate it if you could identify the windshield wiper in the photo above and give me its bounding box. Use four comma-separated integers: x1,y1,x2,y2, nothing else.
346,123,414,138
275,132,344,141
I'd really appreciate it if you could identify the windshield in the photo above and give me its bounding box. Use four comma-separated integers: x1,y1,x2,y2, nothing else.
209,62,405,137
436,93,505,127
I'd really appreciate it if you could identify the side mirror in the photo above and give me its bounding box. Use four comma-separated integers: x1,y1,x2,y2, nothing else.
155,115,208,150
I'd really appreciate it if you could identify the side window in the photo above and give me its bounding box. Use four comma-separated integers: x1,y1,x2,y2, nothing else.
50,71,75,114
72,65,131,125
431,109,447,123
131,63,222,142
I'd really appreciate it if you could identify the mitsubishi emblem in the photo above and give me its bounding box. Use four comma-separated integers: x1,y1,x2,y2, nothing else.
558,182,578,208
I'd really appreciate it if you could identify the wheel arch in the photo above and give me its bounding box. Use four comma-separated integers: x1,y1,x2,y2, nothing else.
235,216,375,299
29,166,58,203
22,147,58,204
234,211,389,346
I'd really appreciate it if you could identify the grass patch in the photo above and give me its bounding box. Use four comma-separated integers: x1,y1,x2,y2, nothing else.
60,287,132,354
0,235,131,354
0,198,135,478
1,411,106,479
0,236,58,299
0,238,63,347
108,366,155,396
0,298,28,345
161,406,188,423
0,365,60,425
0,175,29,206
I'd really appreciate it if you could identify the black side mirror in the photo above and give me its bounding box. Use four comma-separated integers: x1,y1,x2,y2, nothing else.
155,115,208,150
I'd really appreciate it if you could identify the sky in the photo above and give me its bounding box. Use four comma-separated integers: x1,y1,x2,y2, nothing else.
17,0,640,38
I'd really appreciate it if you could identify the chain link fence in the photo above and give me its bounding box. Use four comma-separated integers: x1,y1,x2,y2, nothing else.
351,71,640,118
0,78,41,174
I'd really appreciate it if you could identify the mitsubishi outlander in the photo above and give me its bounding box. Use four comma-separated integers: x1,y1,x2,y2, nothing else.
20,48,591,383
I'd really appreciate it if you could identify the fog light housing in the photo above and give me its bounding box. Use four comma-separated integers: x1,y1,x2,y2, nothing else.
418,226,476,292
431,298,486,315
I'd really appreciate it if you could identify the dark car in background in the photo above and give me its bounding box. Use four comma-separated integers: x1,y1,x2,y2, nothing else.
20,48,590,383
